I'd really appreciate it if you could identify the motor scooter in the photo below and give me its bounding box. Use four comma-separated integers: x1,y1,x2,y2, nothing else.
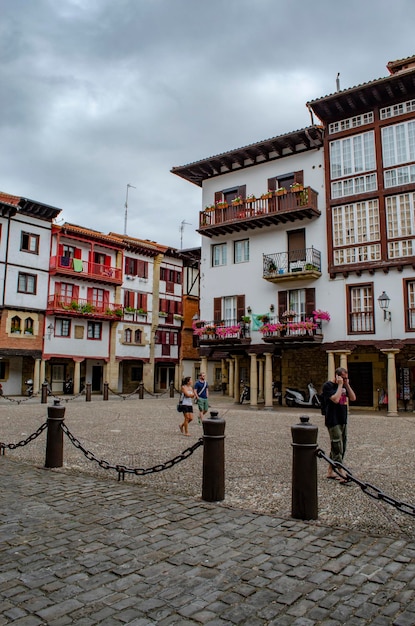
25,379,34,396
284,382,321,408
239,382,250,404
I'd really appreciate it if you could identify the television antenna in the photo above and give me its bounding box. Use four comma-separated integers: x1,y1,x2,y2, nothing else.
180,220,192,249
124,184,136,235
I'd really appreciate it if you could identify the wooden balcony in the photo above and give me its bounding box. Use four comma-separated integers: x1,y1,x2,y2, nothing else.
49,256,122,284
47,295,123,320
263,247,322,283
198,187,320,237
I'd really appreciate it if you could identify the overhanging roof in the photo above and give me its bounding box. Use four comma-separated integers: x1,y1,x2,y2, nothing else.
307,66,415,123
171,125,324,187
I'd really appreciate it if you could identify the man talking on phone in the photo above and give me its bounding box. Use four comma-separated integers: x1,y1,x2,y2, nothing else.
322,367,356,484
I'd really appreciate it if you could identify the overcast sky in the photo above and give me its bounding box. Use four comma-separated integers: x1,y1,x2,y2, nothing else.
1,0,415,250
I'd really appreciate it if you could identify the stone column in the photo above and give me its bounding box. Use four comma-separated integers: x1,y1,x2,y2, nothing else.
381,349,400,417
73,359,82,395
258,358,264,402
264,353,273,409
228,358,234,398
233,356,241,402
201,356,208,375
339,351,351,371
33,358,41,395
40,359,46,388
221,359,228,395
326,351,335,381
249,353,258,407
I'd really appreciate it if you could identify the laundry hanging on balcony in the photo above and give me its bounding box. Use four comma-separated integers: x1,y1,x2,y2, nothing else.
72,258,84,272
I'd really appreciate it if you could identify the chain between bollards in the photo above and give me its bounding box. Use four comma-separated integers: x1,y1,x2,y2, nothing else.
291,415,318,520
202,410,225,502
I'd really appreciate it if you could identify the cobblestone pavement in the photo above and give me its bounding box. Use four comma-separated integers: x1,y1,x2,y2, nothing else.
1,394,415,624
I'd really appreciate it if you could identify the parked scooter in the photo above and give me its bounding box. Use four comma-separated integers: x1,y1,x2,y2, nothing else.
284,382,321,408
239,382,250,404
64,377,73,394
25,379,34,396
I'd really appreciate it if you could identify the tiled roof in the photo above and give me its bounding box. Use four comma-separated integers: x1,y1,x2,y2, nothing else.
55,223,125,248
109,232,169,255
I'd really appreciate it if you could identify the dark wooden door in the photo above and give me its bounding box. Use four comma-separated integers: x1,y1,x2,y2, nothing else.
347,362,373,407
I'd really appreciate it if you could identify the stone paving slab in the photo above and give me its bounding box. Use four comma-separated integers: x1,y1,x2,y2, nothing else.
1,457,415,625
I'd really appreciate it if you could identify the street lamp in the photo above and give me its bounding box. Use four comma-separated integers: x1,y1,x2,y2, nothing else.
378,291,391,321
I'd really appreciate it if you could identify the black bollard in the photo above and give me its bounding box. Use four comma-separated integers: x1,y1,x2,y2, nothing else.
103,382,109,401
45,400,65,468
202,410,226,502
85,382,92,402
138,382,144,399
169,381,174,398
291,416,318,520
41,382,48,404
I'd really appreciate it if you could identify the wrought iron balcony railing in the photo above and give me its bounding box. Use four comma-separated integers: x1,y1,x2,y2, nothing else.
263,247,322,281
193,319,251,342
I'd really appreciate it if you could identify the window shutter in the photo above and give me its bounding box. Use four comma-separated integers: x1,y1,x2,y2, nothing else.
267,177,277,192
238,184,247,200
87,287,93,303
293,170,304,185
214,191,222,204
73,285,79,300
213,297,221,322
278,291,288,319
74,247,82,259
160,298,167,313
305,288,316,317
58,244,64,257
141,293,148,311
236,295,245,321
105,255,111,267
55,282,61,295
103,290,109,306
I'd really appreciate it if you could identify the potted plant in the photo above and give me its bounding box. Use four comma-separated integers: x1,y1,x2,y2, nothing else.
216,201,228,209
246,194,256,203
159,311,168,317
275,187,287,196
261,191,273,200
125,306,136,314
290,182,304,192
312,309,330,321
173,314,184,321
231,196,243,206
241,316,251,323
114,308,123,317
137,308,147,315
281,309,297,321
205,204,215,210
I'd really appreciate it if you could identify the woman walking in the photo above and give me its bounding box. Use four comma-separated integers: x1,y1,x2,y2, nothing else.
179,376,195,436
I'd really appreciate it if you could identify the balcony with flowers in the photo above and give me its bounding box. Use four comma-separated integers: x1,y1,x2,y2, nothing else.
198,187,320,237
259,310,329,344
263,247,322,283
47,295,124,320
192,319,251,345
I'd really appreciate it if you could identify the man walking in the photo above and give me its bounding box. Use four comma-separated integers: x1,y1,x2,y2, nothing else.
194,372,209,424
322,367,356,484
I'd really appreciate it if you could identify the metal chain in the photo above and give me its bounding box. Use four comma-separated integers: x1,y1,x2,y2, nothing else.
0,422,48,452
61,422,203,481
317,448,415,517
108,385,141,400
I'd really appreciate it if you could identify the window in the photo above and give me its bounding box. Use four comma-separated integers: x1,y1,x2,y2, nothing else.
124,328,132,343
287,289,306,319
134,329,142,343
328,112,374,134
406,280,415,330
55,319,71,337
382,121,415,168
125,257,148,278
384,164,415,188
24,318,34,335
87,321,102,339
11,316,21,334
62,245,76,258
18,273,37,294
381,100,415,120
21,232,39,254
348,285,374,333
212,243,227,267
330,131,375,179
234,239,249,263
